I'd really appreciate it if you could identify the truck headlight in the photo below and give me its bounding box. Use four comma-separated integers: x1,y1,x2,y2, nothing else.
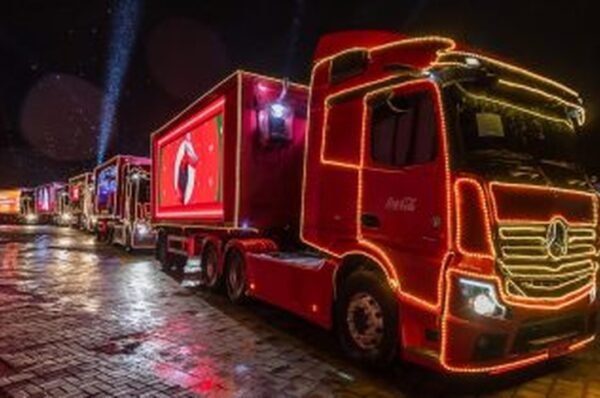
136,223,150,236
458,278,507,319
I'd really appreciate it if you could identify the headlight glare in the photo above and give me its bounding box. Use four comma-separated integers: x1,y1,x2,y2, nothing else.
458,278,507,319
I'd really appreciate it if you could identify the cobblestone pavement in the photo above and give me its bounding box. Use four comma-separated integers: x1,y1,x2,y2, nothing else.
0,226,599,398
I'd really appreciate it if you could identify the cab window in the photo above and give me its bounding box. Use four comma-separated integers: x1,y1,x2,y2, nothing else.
370,91,437,168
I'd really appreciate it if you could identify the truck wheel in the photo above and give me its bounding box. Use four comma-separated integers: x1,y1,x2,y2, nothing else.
202,243,221,290
225,248,247,303
336,270,398,367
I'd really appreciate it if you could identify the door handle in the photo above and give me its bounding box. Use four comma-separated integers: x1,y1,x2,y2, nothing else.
361,213,381,228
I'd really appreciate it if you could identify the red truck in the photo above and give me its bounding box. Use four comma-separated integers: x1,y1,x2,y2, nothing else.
19,188,36,224
69,172,96,231
35,182,66,224
94,155,154,250
151,32,598,374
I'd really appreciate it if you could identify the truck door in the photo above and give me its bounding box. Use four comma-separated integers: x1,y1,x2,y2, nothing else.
360,82,447,303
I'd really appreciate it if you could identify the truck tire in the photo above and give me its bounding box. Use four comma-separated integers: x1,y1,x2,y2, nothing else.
224,248,247,304
202,243,221,290
336,270,398,367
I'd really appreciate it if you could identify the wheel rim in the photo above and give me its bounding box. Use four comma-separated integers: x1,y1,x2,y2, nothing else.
204,248,218,286
346,292,385,351
227,253,245,299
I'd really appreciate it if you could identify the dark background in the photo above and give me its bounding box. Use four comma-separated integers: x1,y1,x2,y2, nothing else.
1,0,599,188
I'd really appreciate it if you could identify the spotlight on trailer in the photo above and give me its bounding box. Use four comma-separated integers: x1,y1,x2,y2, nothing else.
269,102,287,119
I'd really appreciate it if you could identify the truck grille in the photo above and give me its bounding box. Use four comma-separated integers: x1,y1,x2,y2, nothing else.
497,223,598,299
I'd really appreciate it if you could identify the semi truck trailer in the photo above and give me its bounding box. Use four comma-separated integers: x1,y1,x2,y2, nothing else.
94,155,154,250
55,184,74,226
0,189,21,224
151,32,598,374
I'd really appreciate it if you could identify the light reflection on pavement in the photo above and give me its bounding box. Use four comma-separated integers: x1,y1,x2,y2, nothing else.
0,225,599,398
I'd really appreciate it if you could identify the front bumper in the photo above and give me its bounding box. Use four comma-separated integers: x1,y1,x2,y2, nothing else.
441,270,598,374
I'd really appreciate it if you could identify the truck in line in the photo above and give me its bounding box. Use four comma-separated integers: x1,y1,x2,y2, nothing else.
150,31,598,374
94,155,154,250
34,182,66,225
0,189,22,224
68,172,96,231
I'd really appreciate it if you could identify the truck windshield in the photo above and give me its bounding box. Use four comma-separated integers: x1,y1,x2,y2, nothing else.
137,179,150,204
444,82,586,184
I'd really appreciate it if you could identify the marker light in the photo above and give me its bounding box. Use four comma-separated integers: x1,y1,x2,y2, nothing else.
465,57,481,67
269,102,287,119
459,278,507,319
26,213,38,222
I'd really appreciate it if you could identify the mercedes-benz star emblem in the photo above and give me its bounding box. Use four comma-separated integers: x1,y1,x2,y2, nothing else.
546,218,568,258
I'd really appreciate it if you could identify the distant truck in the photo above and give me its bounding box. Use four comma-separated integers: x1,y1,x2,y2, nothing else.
155,32,598,373
55,184,74,226
19,188,36,224
68,172,96,231
94,155,154,250
34,182,66,224
0,189,22,224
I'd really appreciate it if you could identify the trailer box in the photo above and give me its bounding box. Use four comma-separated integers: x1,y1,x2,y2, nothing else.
151,71,308,233
0,189,21,224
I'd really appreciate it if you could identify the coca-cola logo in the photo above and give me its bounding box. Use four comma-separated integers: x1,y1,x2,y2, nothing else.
385,197,417,212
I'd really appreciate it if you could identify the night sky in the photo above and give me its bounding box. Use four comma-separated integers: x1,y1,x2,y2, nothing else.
1,0,599,188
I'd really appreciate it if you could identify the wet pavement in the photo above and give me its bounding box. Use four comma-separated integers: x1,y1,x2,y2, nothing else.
0,226,599,398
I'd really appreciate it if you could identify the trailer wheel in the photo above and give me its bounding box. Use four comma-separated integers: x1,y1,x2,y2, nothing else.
224,248,247,303
202,243,221,290
336,270,398,367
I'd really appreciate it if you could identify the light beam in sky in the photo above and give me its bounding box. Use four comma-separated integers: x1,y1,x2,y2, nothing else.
97,0,141,164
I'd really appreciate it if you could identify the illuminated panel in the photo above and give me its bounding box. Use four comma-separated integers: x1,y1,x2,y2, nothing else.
155,98,225,219
0,190,21,215
454,178,494,259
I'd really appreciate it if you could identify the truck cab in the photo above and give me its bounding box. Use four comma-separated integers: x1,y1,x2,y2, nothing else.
301,32,597,372
69,172,96,231
19,189,36,224
55,184,74,226
95,155,154,250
